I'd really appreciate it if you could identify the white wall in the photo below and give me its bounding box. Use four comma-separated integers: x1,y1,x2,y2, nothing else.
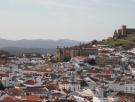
59,82,80,92
93,96,118,102
1,77,15,87
108,83,135,94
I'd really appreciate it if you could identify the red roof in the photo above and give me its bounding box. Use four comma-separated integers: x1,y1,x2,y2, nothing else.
24,80,37,85
0,72,9,77
0,97,14,102
21,95,41,102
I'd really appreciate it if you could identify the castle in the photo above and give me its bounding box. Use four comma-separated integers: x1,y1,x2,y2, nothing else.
56,47,98,61
113,25,135,39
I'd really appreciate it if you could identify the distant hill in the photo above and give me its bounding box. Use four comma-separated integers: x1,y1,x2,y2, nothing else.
0,38,80,48
0,47,55,55
0,38,81,54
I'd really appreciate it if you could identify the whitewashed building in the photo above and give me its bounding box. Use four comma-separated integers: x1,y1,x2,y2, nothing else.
59,81,80,92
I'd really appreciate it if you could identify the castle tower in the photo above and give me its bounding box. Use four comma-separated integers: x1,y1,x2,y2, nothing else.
113,30,118,39
122,25,127,36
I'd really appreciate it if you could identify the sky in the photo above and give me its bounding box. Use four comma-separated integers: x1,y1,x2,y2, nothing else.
0,0,135,41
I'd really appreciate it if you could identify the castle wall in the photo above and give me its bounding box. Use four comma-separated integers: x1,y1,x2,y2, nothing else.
126,29,135,34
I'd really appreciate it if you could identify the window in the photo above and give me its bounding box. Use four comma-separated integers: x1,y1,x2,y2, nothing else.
130,87,132,93
126,87,128,92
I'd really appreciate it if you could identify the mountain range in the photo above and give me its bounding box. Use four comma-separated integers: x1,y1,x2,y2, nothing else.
0,38,81,54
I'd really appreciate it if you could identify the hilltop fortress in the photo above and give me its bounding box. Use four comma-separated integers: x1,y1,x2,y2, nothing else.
113,25,135,39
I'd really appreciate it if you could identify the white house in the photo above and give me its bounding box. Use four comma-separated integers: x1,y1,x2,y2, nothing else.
1,77,16,87
31,58,45,64
93,96,118,102
59,81,80,92
16,58,31,64
84,77,96,89
0,65,18,72
108,83,135,94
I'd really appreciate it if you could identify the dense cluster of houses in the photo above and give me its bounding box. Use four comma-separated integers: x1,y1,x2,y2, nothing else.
0,45,135,102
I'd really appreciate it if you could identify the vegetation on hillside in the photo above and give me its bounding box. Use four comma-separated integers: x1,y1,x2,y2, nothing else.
77,33,135,49
105,33,135,49
104,38,129,47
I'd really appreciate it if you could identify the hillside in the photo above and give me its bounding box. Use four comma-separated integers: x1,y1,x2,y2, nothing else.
0,47,55,55
100,33,135,49
0,38,81,54
70,33,135,50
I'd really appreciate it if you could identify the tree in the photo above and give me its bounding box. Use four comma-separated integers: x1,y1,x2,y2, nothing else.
64,56,71,62
87,58,96,65
0,82,5,90
91,40,98,45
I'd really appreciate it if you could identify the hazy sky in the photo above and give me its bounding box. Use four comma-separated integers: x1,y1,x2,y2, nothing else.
0,0,135,41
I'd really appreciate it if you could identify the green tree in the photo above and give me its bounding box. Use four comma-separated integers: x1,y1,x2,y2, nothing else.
91,40,98,45
0,82,5,90
64,56,71,62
